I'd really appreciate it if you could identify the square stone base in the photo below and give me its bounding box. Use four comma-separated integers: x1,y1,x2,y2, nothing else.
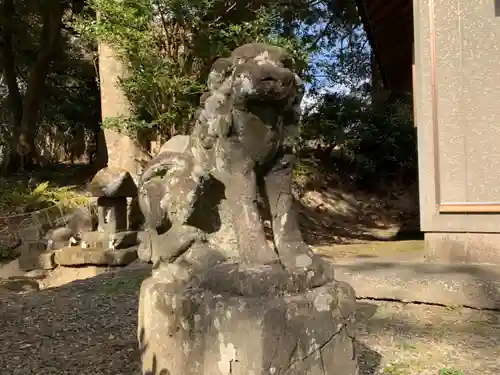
138,265,359,375
425,232,500,264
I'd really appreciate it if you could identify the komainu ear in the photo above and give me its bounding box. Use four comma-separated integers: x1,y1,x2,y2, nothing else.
207,58,233,91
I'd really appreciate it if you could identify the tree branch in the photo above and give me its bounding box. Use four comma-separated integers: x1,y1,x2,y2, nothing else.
308,15,337,51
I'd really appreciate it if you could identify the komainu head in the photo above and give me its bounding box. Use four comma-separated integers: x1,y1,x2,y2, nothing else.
195,43,305,148
205,43,304,107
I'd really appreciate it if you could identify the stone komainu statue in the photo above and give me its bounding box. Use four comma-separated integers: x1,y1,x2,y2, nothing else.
137,43,358,375
137,42,331,285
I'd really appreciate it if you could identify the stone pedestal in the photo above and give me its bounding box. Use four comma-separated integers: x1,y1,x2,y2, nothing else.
138,263,359,375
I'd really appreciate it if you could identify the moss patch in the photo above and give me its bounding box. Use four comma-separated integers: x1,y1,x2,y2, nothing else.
313,240,425,259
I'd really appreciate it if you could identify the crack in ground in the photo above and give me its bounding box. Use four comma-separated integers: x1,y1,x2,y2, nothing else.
356,296,500,312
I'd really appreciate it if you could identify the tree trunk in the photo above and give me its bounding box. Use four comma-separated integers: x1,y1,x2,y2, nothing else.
0,0,22,125
0,0,23,170
18,3,66,167
97,42,151,179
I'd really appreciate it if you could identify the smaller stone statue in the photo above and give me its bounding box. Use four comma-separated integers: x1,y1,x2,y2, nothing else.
137,43,358,375
17,167,142,272
86,167,139,250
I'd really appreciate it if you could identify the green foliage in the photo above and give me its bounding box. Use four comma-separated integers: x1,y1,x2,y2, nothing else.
0,0,413,186
0,0,100,165
0,245,17,262
300,92,367,150
1,181,89,213
72,0,302,139
352,99,416,182
293,157,318,186
67,0,376,159
301,94,416,184
278,0,371,92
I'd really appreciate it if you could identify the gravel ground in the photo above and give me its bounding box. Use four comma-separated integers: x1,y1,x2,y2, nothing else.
0,265,149,375
357,301,500,375
0,265,499,375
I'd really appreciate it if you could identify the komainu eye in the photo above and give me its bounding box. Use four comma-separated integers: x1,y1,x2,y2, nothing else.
282,57,295,70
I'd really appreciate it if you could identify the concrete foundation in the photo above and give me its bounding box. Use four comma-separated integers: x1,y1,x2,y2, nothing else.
424,232,500,265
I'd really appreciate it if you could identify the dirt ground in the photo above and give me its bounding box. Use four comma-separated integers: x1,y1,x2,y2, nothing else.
0,265,498,375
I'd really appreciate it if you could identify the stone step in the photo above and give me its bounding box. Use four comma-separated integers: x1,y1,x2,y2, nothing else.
333,258,500,310
54,246,138,266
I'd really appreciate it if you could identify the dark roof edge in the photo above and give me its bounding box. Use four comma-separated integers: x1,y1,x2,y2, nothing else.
353,0,389,88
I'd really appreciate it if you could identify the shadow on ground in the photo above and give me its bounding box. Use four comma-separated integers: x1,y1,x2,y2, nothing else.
0,265,384,375
294,187,420,247
2,263,500,374
358,343,382,375
356,303,383,374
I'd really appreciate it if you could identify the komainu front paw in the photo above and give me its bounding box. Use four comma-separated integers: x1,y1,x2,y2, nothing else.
152,225,207,265
279,244,335,287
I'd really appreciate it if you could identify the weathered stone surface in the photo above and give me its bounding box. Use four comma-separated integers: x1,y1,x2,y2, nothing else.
137,230,153,263
18,244,56,271
157,135,191,155
87,166,137,198
19,251,56,271
41,227,72,250
59,205,96,234
81,230,138,250
334,258,500,310
136,43,358,374
204,198,239,258
18,226,43,243
21,269,49,280
96,196,128,233
38,265,111,290
139,264,358,375
138,226,207,265
54,246,138,266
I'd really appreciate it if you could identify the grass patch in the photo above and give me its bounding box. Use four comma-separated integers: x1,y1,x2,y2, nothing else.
293,157,321,188
313,240,425,259
0,244,18,262
382,362,413,375
100,276,145,294
439,369,465,375
0,179,90,261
